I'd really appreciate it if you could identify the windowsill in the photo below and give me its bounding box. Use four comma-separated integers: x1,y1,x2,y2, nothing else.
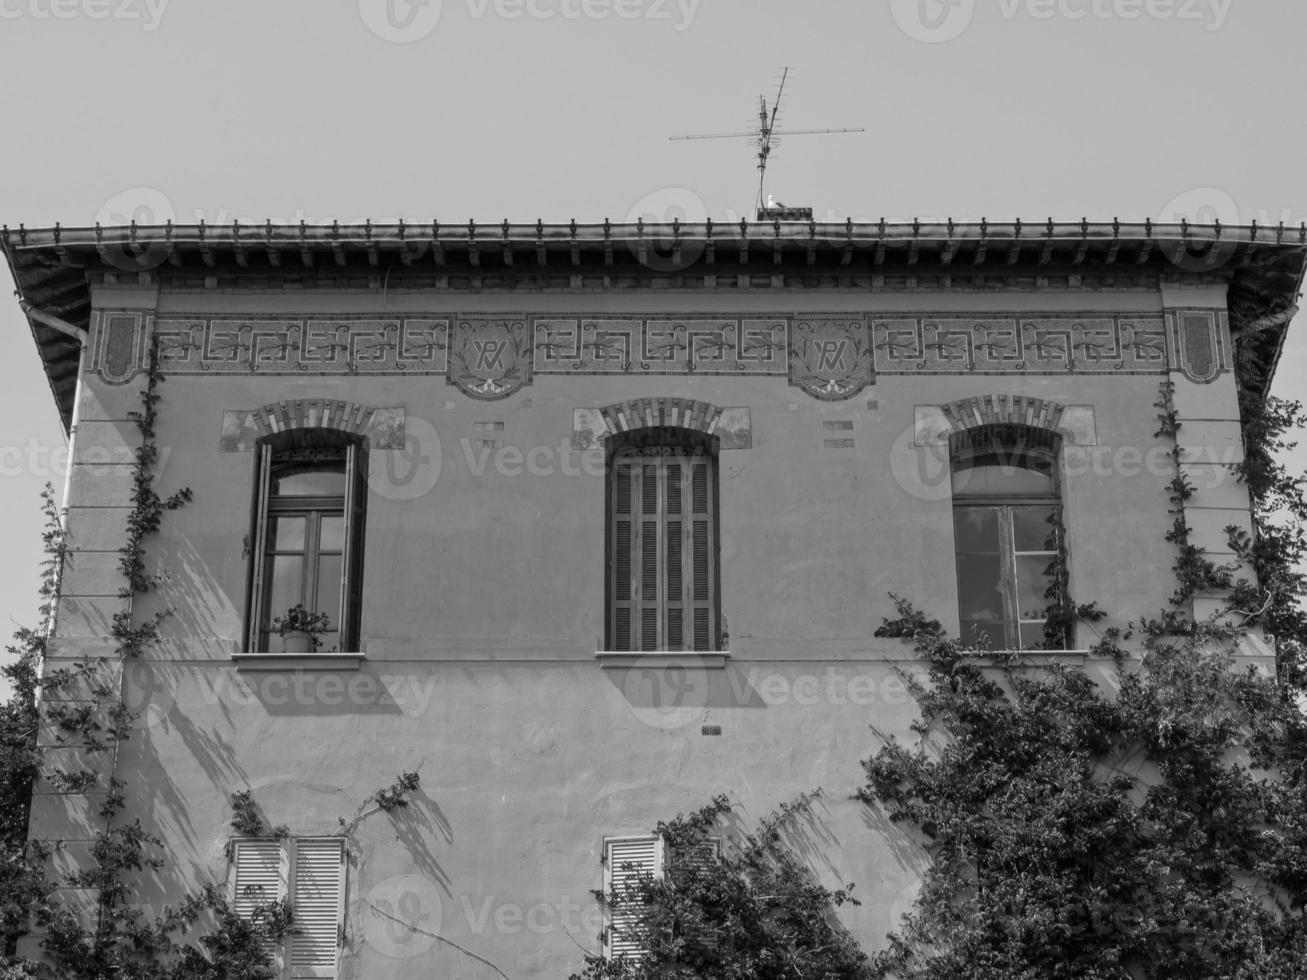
595,651,731,669
232,652,365,671
961,648,1091,663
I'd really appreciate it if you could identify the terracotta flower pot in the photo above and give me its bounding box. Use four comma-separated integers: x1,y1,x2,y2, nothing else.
282,630,313,654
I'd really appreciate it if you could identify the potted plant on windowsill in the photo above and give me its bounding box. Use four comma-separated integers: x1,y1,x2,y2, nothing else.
270,604,331,654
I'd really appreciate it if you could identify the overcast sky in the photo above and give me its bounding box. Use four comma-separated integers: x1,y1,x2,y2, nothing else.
1,1,1305,686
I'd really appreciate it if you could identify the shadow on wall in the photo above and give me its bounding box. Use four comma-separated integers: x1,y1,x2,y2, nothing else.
138,529,241,652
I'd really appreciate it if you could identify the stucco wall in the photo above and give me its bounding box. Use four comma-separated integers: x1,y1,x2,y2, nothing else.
30,279,1253,977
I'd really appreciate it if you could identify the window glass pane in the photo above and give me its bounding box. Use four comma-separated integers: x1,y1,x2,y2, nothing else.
961,621,1006,649
315,554,343,627
1018,621,1050,649
318,515,345,552
1015,554,1055,621
954,507,1000,554
315,630,341,653
1013,506,1057,552
269,516,305,552
272,467,346,496
956,553,1004,621
264,555,303,623
952,463,1054,497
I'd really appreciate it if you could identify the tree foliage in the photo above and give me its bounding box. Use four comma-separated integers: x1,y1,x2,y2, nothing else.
860,600,1307,979
570,794,872,980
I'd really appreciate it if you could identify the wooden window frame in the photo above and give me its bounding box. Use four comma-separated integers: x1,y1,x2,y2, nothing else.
245,435,367,654
950,424,1067,651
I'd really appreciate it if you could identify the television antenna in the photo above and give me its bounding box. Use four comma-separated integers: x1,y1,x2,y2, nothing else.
669,67,864,216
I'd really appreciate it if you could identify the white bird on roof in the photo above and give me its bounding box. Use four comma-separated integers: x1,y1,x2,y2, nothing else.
767,194,786,209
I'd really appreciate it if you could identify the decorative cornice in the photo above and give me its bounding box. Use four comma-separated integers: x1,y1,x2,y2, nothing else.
7,220,1305,427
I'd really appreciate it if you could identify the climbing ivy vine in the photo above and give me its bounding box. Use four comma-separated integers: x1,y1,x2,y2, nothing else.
0,348,292,980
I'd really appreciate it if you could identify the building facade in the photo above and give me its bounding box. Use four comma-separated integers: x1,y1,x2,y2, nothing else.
5,218,1304,978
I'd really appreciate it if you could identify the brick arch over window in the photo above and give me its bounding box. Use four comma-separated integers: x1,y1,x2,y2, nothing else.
599,397,724,439
220,400,406,452
941,394,1067,436
573,398,751,451
915,395,1096,448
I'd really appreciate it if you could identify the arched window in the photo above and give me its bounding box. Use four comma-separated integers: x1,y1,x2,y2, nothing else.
245,432,367,653
950,424,1065,650
607,427,720,652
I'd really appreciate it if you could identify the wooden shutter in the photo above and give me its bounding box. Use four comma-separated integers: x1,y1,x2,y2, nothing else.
667,838,720,958
231,838,286,914
288,838,345,979
612,461,634,649
610,448,717,652
230,838,287,964
604,836,664,961
688,458,715,651
668,836,720,874
246,444,274,652
612,458,661,651
338,443,367,652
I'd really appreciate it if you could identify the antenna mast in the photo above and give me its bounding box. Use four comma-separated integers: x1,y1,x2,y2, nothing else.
670,67,864,218
755,66,789,210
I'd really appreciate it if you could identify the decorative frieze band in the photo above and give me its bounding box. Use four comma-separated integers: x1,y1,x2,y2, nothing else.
92,310,1203,402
